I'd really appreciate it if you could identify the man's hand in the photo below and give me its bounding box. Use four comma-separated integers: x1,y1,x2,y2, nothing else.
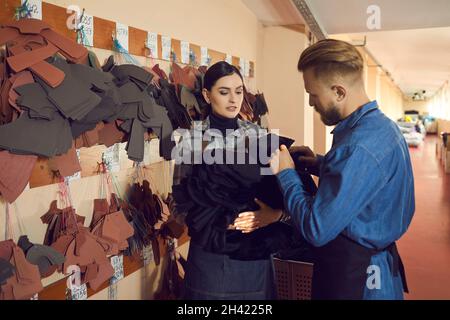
232,199,283,234
289,146,320,176
270,145,295,175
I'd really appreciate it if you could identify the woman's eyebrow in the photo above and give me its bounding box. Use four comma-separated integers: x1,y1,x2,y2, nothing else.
218,86,244,90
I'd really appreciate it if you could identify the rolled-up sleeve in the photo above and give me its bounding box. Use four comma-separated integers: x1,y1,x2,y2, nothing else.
277,145,385,247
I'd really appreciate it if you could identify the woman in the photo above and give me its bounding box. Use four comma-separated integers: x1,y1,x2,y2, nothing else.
172,61,315,300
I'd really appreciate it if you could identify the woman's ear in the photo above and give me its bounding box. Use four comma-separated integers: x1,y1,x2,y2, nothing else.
202,88,210,104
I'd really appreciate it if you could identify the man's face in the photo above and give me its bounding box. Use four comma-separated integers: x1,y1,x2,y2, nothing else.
303,68,343,126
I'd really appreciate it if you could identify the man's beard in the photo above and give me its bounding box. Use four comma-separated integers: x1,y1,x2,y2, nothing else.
318,104,341,126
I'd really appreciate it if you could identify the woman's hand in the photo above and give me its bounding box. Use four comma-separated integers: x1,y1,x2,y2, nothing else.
232,199,283,233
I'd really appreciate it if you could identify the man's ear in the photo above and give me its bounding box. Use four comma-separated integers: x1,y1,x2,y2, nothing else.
202,88,210,104
332,85,346,102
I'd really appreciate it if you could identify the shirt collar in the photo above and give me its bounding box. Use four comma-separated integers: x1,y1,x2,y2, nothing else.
331,100,379,134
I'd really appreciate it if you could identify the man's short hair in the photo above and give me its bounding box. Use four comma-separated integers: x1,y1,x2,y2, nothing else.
298,39,364,82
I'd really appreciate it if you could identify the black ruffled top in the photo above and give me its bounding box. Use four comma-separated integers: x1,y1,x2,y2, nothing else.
172,117,317,260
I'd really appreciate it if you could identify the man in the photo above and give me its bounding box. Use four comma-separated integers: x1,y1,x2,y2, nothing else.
234,39,415,300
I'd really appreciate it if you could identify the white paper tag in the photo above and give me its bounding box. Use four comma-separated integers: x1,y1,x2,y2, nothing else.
174,238,178,248
150,139,163,164
70,283,87,300
108,281,118,300
244,60,251,77
225,54,233,65
161,36,172,61
23,0,42,20
181,41,190,64
110,255,124,284
146,32,158,58
142,245,154,266
67,149,82,182
103,144,120,173
78,13,94,47
30,293,38,300
116,23,129,52
239,58,246,76
200,46,209,66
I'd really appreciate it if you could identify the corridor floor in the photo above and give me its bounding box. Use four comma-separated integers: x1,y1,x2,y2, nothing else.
398,135,450,299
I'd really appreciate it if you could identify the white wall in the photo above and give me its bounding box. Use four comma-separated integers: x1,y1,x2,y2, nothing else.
261,26,313,147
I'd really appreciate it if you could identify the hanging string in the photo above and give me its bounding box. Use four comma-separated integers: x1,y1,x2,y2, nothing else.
5,203,15,241
57,176,79,233
112,33,141,66
96,162,107,200
144,39,156,69
103,163,120,209
14,0,32,20
75,9,91,47
11,202,26,238
110,171,124,201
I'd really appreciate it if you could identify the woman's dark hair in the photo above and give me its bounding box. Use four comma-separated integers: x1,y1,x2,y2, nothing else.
201,61,244,118
203,61,243,91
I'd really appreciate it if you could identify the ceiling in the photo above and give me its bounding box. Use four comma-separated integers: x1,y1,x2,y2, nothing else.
243,0,450,98
242,0,305,26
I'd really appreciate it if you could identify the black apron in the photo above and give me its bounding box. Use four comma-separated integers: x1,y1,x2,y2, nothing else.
311,234,409,300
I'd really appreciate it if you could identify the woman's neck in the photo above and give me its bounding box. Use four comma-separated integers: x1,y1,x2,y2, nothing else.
209,111,238,135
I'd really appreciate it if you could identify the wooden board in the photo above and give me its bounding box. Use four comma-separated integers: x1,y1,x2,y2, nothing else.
156,34,162,61
171,38,181,63
128,26,147,57
29,158,55,188
209,49,226,65
93,16,114,50
190,43,201,66
0,0,20,25
232,56,240,68
42,2,76,41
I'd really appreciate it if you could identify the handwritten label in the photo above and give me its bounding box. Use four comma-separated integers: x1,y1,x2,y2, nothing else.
116,23,129,52
239,58,246,76
143,139,163,165
102,144,120,173
181,41,190,64
77,13,93,47
108,282,118,300
67,149,81,182
23,0,42,20
70,283,87,300
244,60,251,77
146,32,158,58
200,47,209,66
161,36,172,61
110,255,124,284
142,245,154,266
225,54,232,64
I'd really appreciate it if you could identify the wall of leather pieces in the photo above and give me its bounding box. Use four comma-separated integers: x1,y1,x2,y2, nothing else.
0,161,192,300
0,0,268,299
0,0,261,190
0,0,256,73
0,161,191,300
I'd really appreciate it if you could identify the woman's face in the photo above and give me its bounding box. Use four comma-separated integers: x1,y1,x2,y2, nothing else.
202,73,244,119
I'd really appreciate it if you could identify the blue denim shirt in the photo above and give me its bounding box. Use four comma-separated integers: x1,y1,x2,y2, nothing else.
277,101,415,299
